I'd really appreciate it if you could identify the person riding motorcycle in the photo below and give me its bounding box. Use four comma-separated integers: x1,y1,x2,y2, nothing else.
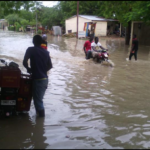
83,36,94,59
91,37,108,61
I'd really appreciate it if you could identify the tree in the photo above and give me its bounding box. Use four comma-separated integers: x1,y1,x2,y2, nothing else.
98,1,150,26
36,5,64,29
0,1,35,18
5,14,21,25
19,10,33,22
124,1,150,24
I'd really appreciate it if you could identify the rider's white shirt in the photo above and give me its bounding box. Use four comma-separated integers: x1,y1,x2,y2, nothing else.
91,42,102,50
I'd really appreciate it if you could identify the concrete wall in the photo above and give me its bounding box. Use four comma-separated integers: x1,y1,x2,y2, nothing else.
65,16,90,33
94,21,107,36
0,21,8,29
65,16,109,36
133,23,150,46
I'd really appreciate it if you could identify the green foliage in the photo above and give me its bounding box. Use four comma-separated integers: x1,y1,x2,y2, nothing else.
19,10,33,22
29,21,36,26
5,14,21,25
20,19,29,31
124,1,150,23
3,1,150,32
20,19,29,26
15,22,21,31
8,26,15,31
98,1,150,26
0,1,36,17
37,29,42,34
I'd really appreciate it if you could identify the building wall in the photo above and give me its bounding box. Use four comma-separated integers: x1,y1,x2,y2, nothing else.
94,21,107,36
65,17,91,33
65,16,108,36
133,23,150,46
0,21,8,29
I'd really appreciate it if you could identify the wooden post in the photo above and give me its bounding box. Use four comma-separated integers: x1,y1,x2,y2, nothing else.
130,21,134,48
125,21,131,45
120,23,121,36
76,1,79,39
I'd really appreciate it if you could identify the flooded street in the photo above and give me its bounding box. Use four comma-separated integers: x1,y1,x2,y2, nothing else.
1,29,150,149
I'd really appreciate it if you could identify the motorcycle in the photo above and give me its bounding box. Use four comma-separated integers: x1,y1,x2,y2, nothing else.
0,59,32,117
96,49,109,63
113,29,120,36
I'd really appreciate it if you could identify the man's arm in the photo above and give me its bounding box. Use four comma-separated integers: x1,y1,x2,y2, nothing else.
23,48,32,73
83,42,87,55
47,54,53,71
132,41,135,50
83,46,87,55
99,46,108,51
100,46,105,50
97,42,108,51
91,46,98,52
130,41,135,53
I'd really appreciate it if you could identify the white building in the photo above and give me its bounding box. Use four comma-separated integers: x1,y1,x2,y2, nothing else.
65,15,118,37
0,19,8,29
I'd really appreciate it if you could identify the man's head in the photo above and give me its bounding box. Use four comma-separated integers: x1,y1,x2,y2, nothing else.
94,37,99,44
133,34,137,39
33,35,43,46
89,36,93,42
42,34,47,41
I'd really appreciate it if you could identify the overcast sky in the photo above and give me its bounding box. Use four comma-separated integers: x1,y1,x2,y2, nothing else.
41,1,58,7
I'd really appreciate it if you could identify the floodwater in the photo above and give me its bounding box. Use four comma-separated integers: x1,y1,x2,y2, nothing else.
0,29,150,149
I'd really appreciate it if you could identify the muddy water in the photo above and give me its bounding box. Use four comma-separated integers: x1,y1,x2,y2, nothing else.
0,29,150,149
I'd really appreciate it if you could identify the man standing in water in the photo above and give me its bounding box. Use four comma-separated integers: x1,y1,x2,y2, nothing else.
23,35,53,117
129,34,139,61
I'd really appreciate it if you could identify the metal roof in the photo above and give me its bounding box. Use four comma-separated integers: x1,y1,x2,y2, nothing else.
67,15,118,21
66,15,118,21
80,15,106,21
0,19,6,21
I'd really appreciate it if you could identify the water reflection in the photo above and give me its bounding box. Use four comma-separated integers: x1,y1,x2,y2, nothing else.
1,29,150,149
0,114,48,149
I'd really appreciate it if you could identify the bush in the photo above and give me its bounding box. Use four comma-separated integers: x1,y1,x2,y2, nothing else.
8,26,15,31
15,22,21,32
37,29,42,34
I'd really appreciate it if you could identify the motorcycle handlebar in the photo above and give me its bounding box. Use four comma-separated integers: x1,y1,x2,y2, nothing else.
0,59,7,66
98,49,108,52
0,59,5,64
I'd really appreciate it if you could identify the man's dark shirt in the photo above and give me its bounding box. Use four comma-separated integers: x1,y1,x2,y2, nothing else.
23,46,52,79
132,38,138,52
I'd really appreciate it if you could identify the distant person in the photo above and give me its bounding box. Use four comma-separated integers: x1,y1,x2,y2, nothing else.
3,25,4,31
41,34,47,50
42,31,47,37
88,29,90,37
83,36,94,59
90,30,94,38
107,25,110,35
129,34,139,61
23,35,53,117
